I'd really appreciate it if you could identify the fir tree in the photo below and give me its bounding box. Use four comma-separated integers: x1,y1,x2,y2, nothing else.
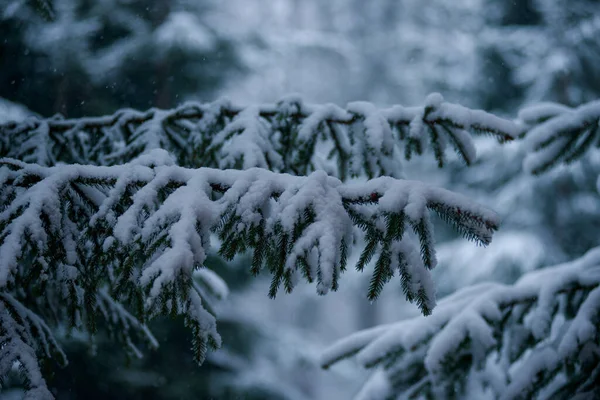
0,93,518,398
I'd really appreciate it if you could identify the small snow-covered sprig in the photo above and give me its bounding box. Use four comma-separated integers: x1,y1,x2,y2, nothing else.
321,247,600,400
207,106,284,170
389,93,517,168
521,99,600,174
0,94,518,177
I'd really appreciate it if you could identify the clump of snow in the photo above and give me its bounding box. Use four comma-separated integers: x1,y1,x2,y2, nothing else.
210,106,284,170
347,101,394,153
518,102,572,124
297,103,352,143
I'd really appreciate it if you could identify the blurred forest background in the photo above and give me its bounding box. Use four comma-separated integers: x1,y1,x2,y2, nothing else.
1,0,599,399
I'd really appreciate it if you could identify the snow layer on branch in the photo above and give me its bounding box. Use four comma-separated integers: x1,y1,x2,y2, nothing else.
271,170,353,294
0,164,74,286
321,324,392,370
17,120,54,166
435,101,520,138
138,170,219,302
322,246,600,399
1,95,518,180
297,103,352,143
195,268,229,300
525,100,600,151
523,99,600,174
518,102,573,124
111,109,171,160
211,106,283,170
347,102,394,153
0,293,65,399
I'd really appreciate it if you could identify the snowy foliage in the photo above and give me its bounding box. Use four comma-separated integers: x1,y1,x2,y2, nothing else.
0,97,517,397
0,93,516,174
322,98,600,399
322,247,600,399
0,154,498,308
521,99,600,175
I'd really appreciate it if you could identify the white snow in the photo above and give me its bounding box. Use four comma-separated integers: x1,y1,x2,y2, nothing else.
347,102,394,153
297,103,352,143
523,99,600,174
210,106,284,170
518,102,572,124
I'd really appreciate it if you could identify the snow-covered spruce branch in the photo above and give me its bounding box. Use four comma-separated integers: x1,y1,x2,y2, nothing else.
0,152,499,307
321,247,600,400
0,94,518,178
0,152,499,392
521,99,600,175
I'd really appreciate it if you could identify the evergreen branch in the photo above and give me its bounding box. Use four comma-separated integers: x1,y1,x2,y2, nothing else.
0,154,500,393
0,94,518,177
0,155,498,303
321,247,600,399
521,99,600,174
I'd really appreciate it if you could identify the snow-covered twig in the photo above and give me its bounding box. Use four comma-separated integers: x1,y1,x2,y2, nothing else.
521,100,600,175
